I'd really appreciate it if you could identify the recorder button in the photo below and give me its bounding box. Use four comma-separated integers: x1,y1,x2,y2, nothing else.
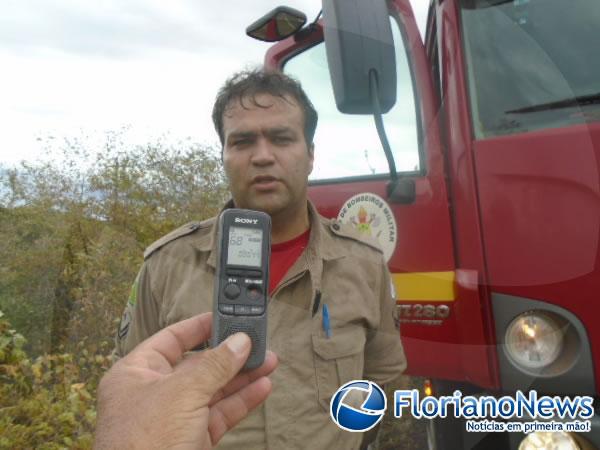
224,283,241,300
250,306,264,315
247,270,262,278
219,304,234,315
235,305,251,315
247,285,262,301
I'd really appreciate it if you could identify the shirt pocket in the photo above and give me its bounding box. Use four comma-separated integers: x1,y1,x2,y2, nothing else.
311,326,366,411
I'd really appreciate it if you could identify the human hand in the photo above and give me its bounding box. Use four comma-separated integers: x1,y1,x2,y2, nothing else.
94,312,278,450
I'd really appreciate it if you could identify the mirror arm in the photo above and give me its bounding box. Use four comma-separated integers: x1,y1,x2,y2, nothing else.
370,69,415,204
311,9,323,25
294,21,322,42
370,69,398,182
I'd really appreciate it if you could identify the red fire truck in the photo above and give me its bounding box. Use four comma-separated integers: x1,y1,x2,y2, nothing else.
247,0,599,448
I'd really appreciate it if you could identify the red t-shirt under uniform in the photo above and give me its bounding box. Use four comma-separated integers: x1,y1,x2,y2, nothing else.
269,228,310,295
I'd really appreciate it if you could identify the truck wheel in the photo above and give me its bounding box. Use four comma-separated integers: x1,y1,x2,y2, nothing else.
425,379,467,450
425,379,509,450
426,409,463,450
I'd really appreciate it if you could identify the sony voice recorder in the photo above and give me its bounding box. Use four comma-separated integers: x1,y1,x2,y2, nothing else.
211,209,270,370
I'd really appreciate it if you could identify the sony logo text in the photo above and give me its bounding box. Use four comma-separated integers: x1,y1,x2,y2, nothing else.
235,217,259,224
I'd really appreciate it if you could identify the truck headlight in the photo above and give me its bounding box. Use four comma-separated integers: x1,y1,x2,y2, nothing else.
519,431,579,450
505,311,564,370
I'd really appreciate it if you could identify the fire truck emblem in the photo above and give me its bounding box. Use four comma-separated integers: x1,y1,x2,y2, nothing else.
337,193,397,262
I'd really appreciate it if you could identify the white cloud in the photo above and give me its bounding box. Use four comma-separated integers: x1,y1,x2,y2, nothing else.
0,0,429,166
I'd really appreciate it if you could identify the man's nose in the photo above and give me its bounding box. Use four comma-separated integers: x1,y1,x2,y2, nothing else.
250,138,275,165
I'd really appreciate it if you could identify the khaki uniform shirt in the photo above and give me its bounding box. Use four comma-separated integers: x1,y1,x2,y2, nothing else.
115,201,406,450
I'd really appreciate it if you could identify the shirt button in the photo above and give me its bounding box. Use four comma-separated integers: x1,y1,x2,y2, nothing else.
332,223,340,231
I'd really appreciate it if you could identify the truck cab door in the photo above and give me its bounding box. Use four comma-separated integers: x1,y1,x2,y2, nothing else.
262,0,496,388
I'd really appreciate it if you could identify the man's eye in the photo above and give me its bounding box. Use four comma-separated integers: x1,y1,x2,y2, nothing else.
273,136,292,144
232,140,250,147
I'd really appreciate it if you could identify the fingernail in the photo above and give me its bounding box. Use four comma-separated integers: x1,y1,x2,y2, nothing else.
225,333,250,355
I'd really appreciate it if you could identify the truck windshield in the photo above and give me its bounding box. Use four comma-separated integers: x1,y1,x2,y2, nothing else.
460,0,600,139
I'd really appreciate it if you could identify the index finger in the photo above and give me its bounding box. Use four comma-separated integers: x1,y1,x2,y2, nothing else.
134,312,213,366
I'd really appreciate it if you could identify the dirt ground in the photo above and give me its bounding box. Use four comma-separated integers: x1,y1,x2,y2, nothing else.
378,376,428,450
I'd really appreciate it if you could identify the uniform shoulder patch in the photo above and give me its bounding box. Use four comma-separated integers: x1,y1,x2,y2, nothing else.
143,219,212,260
327,218,384,254
117,307,132,340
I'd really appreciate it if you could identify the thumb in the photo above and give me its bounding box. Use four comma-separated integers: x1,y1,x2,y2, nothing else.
183,333,252,398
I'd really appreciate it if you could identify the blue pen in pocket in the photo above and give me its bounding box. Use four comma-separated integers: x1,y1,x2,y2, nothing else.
322,303,331,339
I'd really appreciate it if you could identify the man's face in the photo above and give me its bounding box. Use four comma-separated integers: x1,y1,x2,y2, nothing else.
222,93,314,217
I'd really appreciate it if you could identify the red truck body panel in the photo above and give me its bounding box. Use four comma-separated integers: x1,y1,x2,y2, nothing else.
263,0,600,394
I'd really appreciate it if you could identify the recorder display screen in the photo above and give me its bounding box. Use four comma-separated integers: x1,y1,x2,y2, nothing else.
227,226,262,267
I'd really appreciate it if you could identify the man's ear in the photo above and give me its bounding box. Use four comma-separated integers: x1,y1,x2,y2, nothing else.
308,143,314,174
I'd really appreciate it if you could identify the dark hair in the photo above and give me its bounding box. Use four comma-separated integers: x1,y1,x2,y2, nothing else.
212,69,318,148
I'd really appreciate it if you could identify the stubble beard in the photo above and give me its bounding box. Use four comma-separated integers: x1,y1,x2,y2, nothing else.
232,187,306,225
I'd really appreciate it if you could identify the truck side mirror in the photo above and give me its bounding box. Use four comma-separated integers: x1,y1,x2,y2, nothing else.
246,6,307,43
322,0,397,114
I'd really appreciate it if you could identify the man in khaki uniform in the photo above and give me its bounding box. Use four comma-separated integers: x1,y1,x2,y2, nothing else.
115,69,406,450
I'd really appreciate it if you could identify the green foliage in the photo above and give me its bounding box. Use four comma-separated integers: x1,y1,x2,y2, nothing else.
67,227,141,352
87,134,227,244
0,131,227,354
0,205,68,354
1,310,109,449
0,131,228,448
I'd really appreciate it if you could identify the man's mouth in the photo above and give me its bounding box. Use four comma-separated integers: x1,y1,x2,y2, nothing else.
251,175,280,191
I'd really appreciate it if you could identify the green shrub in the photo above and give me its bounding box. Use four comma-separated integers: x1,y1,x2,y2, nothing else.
0,135,228,448
0,311,110,449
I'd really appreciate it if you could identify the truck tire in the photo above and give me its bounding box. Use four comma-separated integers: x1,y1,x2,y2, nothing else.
426,379,465,450
425,379,509,450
